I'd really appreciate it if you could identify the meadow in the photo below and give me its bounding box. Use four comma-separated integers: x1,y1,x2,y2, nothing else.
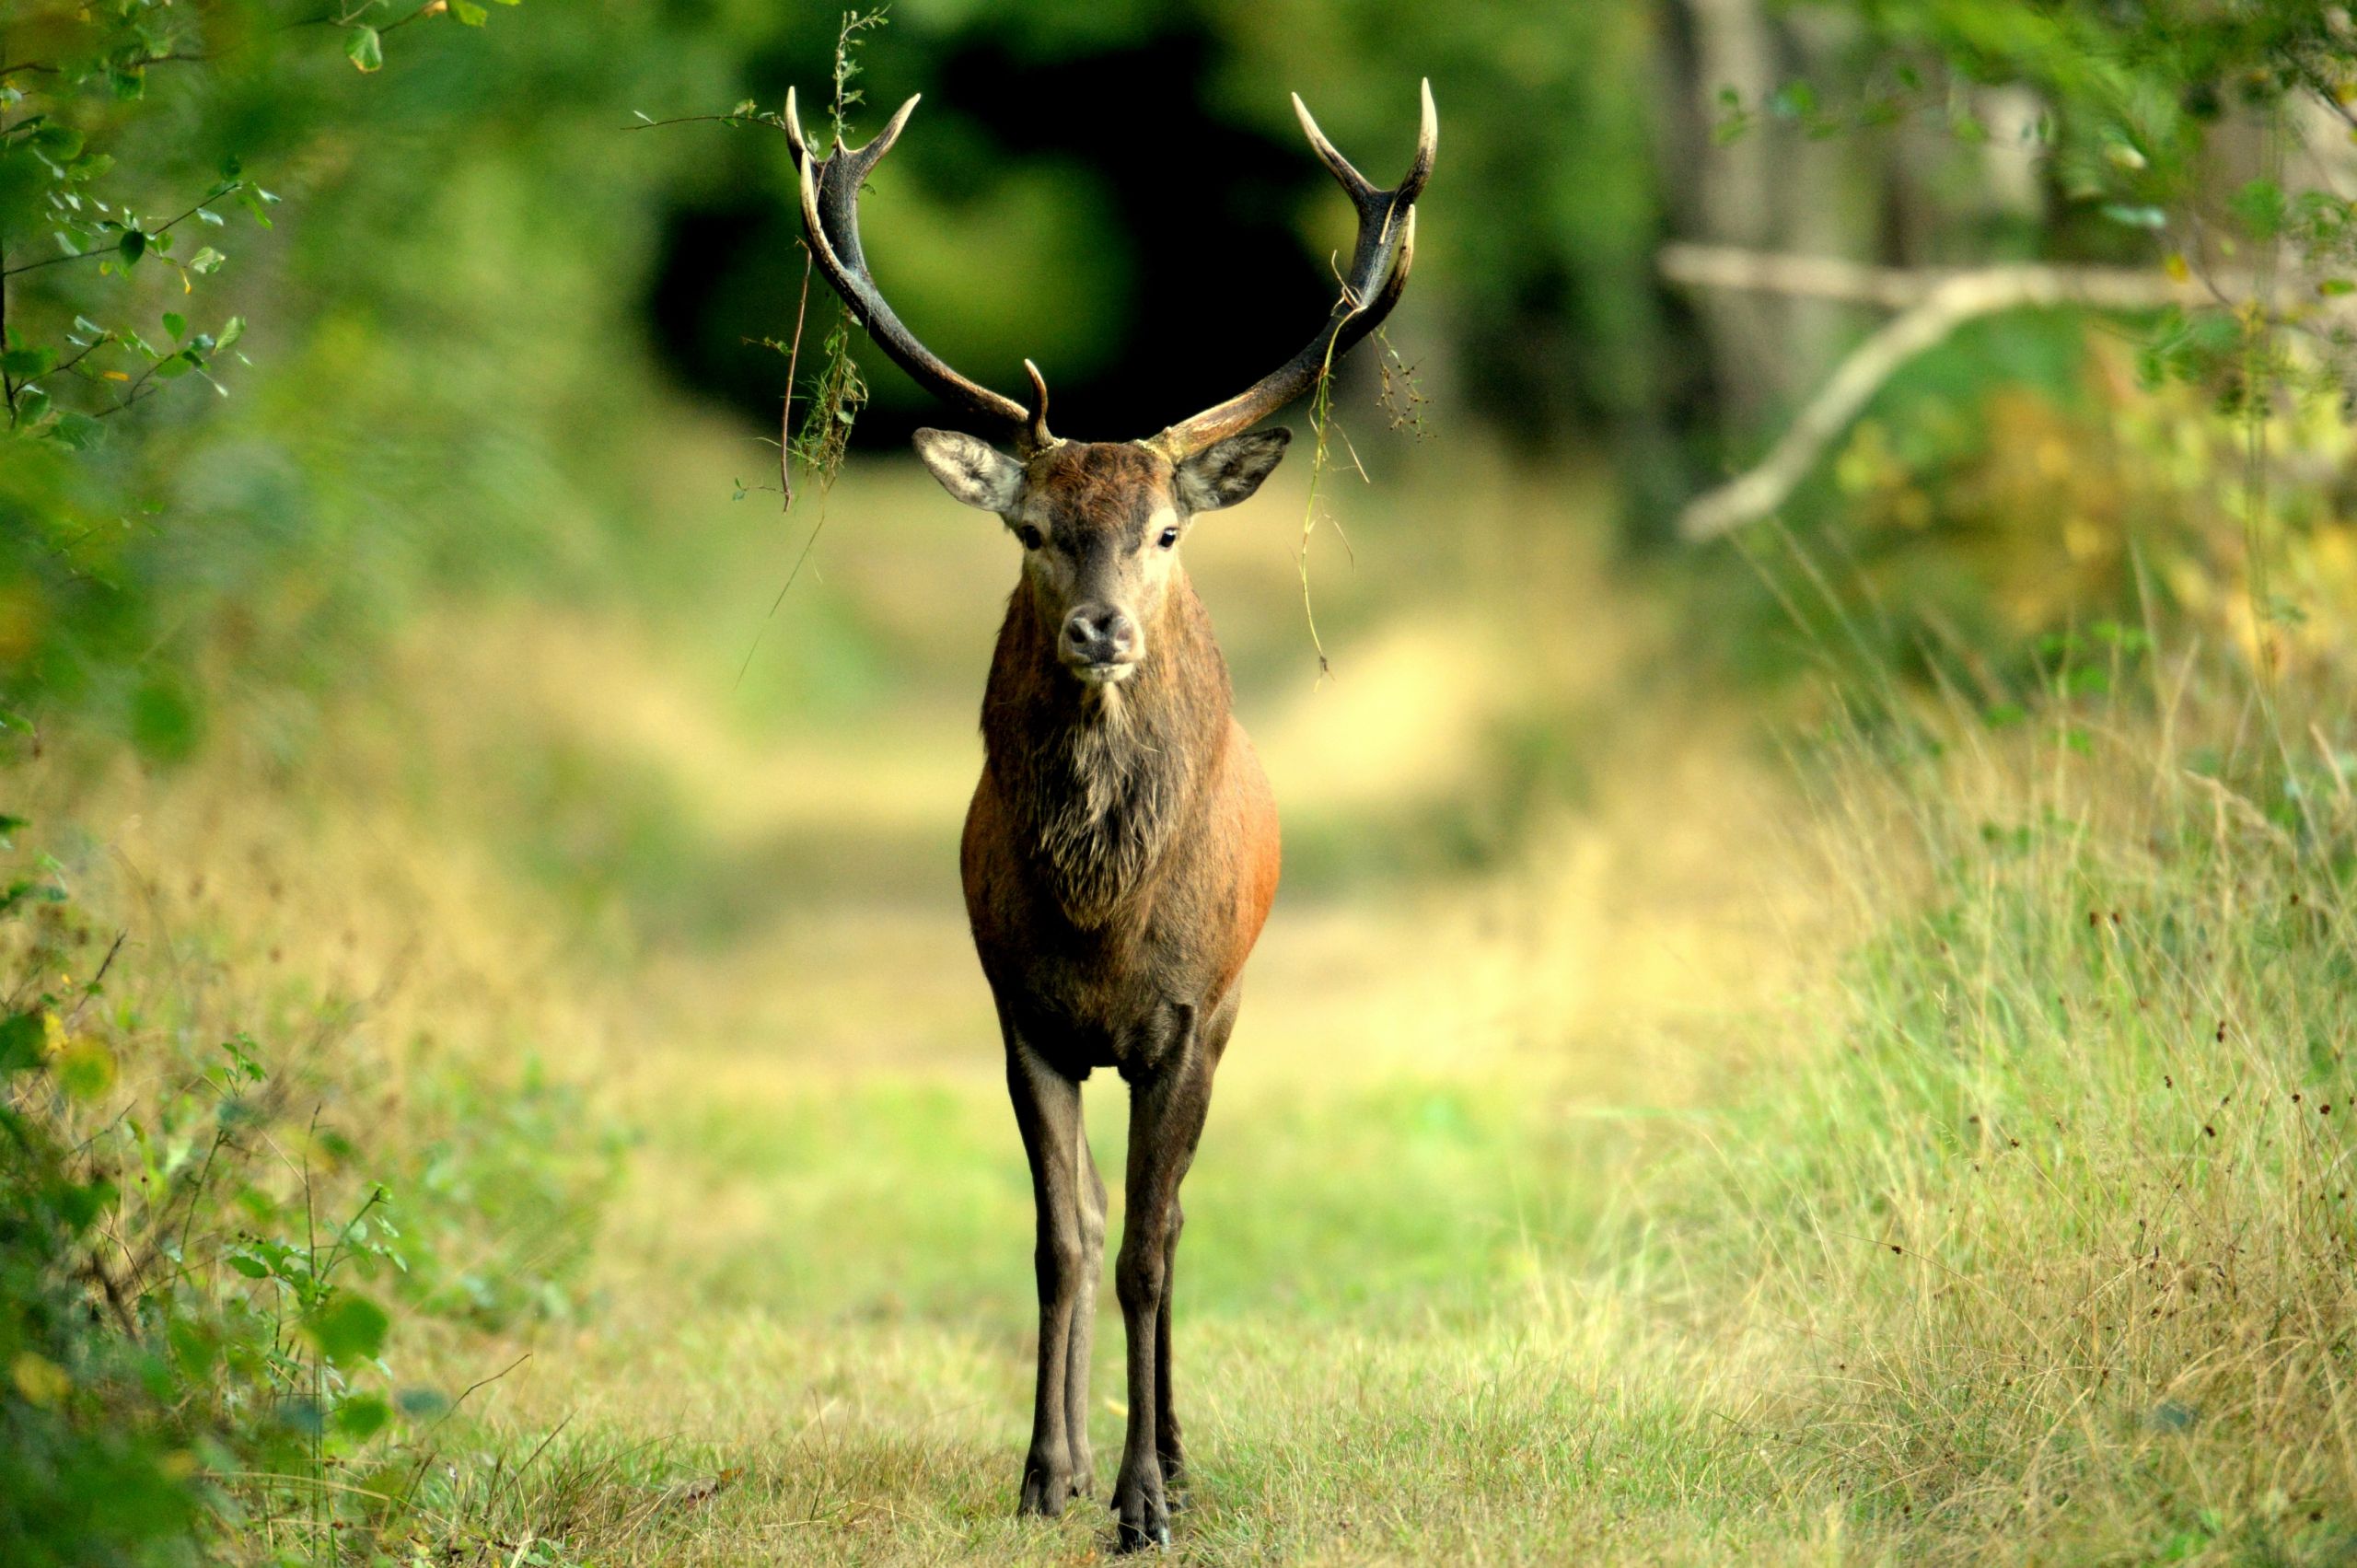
7,7,2357,1562
15,405,2349,1564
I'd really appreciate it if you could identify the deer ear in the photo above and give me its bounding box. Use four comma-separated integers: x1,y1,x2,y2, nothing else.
1175,428,1292,513
912,429,1025,513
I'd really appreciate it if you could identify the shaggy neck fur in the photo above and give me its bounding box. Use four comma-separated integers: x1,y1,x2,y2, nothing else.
981,571,1230,927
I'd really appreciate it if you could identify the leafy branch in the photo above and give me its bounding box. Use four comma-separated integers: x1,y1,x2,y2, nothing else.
1,0,528,439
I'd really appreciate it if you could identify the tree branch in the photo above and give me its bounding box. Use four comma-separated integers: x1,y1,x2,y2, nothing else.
3,192,230,278
1660,245,2233,542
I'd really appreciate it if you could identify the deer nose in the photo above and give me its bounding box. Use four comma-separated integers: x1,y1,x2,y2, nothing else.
1062,605,1136,663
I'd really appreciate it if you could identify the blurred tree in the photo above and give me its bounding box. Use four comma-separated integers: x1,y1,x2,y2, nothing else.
640,0,1717,540
1661,0,2357,678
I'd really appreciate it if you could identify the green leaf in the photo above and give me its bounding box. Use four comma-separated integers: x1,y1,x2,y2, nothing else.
2231,179,2285,241
169,1319,220,1376
55,1178,112,1231
130,678,203,763
303,1293,390,1365
335,1393,391,1440
0,1011,44,1073
452,0,489,22
29,125,84,161
345,27,384,72
1767,80,1817,121
162,312,186,342
117,226,145,267
49,412,104,450
56,1040,115,1101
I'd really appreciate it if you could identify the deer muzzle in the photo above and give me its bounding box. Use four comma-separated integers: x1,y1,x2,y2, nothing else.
1062,603,1140,682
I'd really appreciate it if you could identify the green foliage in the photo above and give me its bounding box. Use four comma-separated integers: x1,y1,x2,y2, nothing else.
0,816,615,1563
1686,4,2357,698
0,0,543,757
0,2,527,441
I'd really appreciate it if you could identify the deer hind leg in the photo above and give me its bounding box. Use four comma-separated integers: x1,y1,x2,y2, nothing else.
1063,1130,1108,1499
1005,1029,1087,1517
1111,1010,1213,1553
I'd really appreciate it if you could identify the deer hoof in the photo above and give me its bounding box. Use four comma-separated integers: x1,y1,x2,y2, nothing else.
1115,1517,1173,1553
1017,1467,1072,1518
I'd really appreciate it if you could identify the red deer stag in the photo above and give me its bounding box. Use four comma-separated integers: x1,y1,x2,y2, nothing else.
786,81,1435,1551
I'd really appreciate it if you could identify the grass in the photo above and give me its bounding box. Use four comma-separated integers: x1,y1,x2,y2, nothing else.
19,421,2356,1563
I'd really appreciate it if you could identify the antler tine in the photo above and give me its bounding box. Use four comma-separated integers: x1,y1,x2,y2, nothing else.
1021,358,1057,451
1147,80,1438,460
795,92,1043,449
783,85,808,163
1294,93,1380,208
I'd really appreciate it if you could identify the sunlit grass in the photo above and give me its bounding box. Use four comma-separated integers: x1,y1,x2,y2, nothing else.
23,424,2356,1562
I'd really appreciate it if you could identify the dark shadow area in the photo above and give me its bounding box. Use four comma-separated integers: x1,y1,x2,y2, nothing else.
642,24,1335,449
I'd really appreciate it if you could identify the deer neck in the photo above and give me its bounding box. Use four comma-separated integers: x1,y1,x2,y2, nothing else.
981,575,1229,924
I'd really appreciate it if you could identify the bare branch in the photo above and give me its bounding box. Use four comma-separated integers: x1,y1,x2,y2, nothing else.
1661,246,2238,543
1659,243,2221,312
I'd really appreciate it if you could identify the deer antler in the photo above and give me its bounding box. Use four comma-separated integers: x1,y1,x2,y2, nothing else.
787,82,1435,459
1147,80,1436,461
786,88,1057,454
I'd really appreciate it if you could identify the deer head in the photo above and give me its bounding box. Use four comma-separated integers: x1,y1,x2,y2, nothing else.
786,82,1436,684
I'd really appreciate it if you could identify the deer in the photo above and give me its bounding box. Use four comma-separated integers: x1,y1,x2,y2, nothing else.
784,79,1435,1552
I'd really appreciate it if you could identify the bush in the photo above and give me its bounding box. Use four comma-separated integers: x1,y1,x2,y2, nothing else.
0,816,616,1565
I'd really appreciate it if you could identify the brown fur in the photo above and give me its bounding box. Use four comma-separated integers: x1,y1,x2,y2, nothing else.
953,439,1281,1550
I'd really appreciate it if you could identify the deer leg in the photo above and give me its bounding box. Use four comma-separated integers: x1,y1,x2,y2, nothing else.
1155,1195,1185,1500
1111,1016,1213,1553
1159,993,1234,1506
1063,1131,1108,1498
1006,1030,1086,1517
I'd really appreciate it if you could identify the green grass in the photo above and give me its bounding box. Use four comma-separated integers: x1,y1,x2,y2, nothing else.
17,436,2357,1564
400,639,2357,1564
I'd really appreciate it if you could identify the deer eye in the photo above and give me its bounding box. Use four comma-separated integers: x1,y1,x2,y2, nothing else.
1156,526,1181,551
1012,524,1044,551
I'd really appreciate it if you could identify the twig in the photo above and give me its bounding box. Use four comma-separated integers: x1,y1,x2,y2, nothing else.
3,192,234,279
780,248,812,511
392,1351,534,1513
64,931,126,1025
623,110,783,134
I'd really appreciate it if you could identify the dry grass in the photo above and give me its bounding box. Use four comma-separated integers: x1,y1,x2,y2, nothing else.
24,422,2356,1562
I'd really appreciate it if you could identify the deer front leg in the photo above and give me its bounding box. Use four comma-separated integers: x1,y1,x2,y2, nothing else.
1155,1195,1185,1499
1064,1133,1108,1498
1005,1030,1088,1516
1111,1033,1213,1552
